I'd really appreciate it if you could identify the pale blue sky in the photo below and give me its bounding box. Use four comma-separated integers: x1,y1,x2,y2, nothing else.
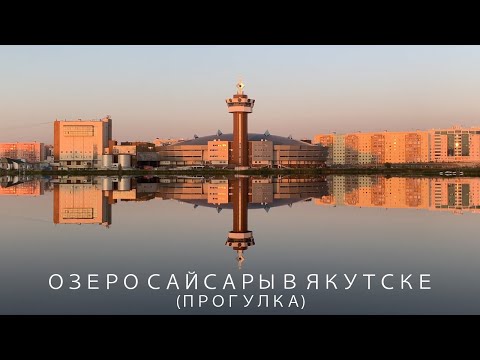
1,45,480,143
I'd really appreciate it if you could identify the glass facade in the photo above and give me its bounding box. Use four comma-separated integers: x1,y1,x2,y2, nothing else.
462,134,469,156
447,134,455,156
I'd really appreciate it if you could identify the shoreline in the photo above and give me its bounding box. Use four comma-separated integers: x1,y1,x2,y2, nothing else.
3,166,480,177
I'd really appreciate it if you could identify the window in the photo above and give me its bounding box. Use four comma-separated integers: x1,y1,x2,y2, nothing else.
447,134,455,156
63,125,95,137
462,134,469,156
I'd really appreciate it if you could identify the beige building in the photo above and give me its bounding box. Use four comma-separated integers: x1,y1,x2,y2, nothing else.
207,140,229,166
314,126,480,165
54,116,113,169
314,131,430,165
429,126,480,163
158,133,326,168
113,145,137,155
0,142,45,163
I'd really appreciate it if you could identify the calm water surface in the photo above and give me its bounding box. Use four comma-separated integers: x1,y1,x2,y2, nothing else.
0,174,479,314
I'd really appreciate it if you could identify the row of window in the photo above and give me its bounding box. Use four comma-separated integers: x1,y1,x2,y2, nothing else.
435,131,480,134
63,125,95,137
60,151,95,153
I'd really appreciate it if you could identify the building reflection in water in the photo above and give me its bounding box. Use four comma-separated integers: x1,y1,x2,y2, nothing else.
151,175,329,268
3,174,480,264
315,176,480,214
49,175,329,266
226,177,253,268
53,177,114,227
0,175,44,196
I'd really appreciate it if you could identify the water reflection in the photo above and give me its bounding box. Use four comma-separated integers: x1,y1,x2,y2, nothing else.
0,175,44,196
316,176,480,214
2,174,480,314
2,174,330,265
51,175,329,266
4,175,480,218
3,174,480,265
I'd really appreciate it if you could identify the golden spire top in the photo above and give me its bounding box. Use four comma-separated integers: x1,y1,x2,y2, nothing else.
236,79,245,95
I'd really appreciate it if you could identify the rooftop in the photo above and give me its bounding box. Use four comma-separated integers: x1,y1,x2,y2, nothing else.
177,133,316,146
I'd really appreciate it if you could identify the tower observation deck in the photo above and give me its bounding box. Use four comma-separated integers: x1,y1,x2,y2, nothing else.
226,81,255,169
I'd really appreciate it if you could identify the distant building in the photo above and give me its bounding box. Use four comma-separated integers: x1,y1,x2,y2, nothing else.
0,142,45,163
146,83,325,169
430,126,480,163
153,138,186,147
157,133,327,168
114,141,156,153
44,144,53,158
44,144,54,164
0,158,32,171
54,116,113,169
111,141,155,168
314,126,480,165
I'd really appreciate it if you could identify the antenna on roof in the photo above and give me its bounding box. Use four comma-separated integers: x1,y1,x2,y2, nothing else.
288,134,293,139
194,134,199,139
217,129,223,136
264,130,270,137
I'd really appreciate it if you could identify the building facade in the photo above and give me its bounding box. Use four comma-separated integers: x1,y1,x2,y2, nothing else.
157,133,326,168
429,126,480,163
54,116,113,169
109,142,155,169
0,142,45,163
314,126,480,165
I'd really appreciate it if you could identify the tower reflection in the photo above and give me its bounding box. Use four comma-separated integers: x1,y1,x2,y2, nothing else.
226,177,254,268
4,174,480,266
146,175,329,267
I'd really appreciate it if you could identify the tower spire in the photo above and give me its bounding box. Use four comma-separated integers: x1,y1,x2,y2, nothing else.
225,81,255,169
236,79,245,95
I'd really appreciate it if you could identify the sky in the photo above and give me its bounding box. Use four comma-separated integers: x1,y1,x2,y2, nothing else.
1,45,480,144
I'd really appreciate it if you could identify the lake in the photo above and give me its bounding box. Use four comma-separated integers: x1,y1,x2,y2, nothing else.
0,174,479,314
